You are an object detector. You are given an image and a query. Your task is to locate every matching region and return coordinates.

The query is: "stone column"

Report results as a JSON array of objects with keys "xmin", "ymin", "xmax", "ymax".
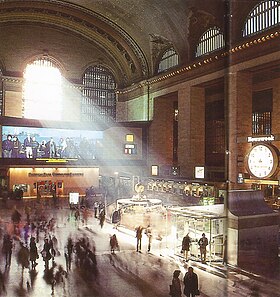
[
  {"xmin": 227, "ymin": 71, "xmax": 252, "ymax": 190},
  {"xmin": 272, "ymin": 78, "xmax": 280, "ymax": 135},
  {"xmin": 178, "ymin": 85, "xmax": 205, "ymax": 178}
]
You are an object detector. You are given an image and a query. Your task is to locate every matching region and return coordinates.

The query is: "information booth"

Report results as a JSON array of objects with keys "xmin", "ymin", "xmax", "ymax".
[{"xmin": 166, "ymin": 204, "xmax": 226, "ymax": 263}]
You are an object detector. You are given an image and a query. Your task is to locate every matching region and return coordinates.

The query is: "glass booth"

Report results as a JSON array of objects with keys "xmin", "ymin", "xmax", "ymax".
[{"xmin": 166, "ymin": 205, "xmax": 226, "ymax": 263}]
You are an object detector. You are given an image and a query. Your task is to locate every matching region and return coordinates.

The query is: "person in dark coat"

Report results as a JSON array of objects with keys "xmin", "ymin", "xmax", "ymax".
[
  {"xmin": 41, "ymin": 238, "xmax": 52, "ymax": 270},
  {"xmin": 109, "ymin": 234, "xmax": 119, "ymax": 254},
  {"xmin": 99, "ymin": 208, "xmax": 105, "ymax": 228},
  {"xmin": 183, "ymin": 267, "xmax": 198, "ymax": 297},
  {"xmin": 135, "ymin": 226, "xmax": 143, "ymax": 252},
  {"xmin": 198, "ymin": 233, "xmax": 208, "ymax": 263},
  {"xmin": 181, "ymin": 233, "xmax": 191, "ymax": 261},
  {"xmin": 17, "ymin": 242, "xmax": 30, "ymax": 274},
  {"xmin": 170, "ymin": 269, "xmax": 182, "ymax": 297},
  {"xmin": 29, "ymin": 236, "xmax": 39, "ymax": 269},
  {"xmin": 2, "ymin": 234, "xmax": 13, "ymax": 267}
]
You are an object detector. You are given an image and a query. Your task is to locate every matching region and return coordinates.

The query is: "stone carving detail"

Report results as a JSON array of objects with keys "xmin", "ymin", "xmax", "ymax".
[
  {"xmin": 187, "ymin": 7, "xmax": 216, "ymax": 38},
  {"xmin": 149, "ymin": 34, "xmax": 173, "ymax": 72}
]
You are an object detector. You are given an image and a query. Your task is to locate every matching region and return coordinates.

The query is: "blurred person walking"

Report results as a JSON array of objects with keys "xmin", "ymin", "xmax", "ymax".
[
  {"xmin": 41, "ymin": 238, "xmax": 52, "ymax": 270},
  {"xmin": 30, "ymin": 236, "xmax": 39, "ymax": 269},
  {"xmin": 17, "ymin": 242, "xmax": 30, "ymax": 275},
  {"xmin": 136, "ymin": 226, "xmax": 143, "ymax": 252},
  {"xmin": 109, "ymin": 234, "xmax": 119, "ymax": 254},
  {"xmin": 2, "ymin": 234, "xmax": 13, "ymax": 267}
]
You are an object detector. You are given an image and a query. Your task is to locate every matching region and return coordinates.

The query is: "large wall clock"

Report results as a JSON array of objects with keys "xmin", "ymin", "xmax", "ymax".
[{"xmin": 246, "ymin": 144, "xmax": 279, "ymax": 179}]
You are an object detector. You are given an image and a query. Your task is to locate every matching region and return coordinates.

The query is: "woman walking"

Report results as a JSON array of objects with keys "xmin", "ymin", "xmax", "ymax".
[
  {"xmin": 170, "ymin": 270, "xmax": 182, "ymax": 297},
  {"xmin": 30, "ymin": 236, "xmax": 39, "ymax": 269}
]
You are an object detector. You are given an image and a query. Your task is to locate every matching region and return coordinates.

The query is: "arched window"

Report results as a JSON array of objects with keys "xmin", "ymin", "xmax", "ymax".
[
  {"xmin": 23, "ymin": 58, "xmax": 63, "ymax": 121},
  {"xmin": 195, "ymin": 27, "xmax": 225, "ymax": 57},
  {"xmin": 243, "ymin": 0, "xmax": 280, "ymax": 37},
  {"xmin": 157, "ymin": 48, "xmax": 179, "ymax": 73},
  {"xmin": 82, "ymin": 65, "xmax": 116, "ymax": 123}
]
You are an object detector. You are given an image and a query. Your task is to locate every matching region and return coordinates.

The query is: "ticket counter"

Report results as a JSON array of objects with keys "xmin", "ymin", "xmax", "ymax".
[{"xmin": 8, "ymin": 167, "xmax": 99, "ymax": 197}]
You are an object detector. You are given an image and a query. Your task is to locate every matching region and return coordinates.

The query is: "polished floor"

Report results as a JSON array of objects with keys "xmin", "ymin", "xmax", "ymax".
[{"xmin": 0, "ymin": 198, "xmax": 278, "ymax": 297}]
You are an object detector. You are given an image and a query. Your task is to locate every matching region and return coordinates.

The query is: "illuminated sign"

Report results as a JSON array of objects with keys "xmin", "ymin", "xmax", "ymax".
[
  {"xmin": 69, "ymin": 192, "xmax": 79, "ymax": 204},
  {"xmin": 194, "ymin": 166, "xmax": 205, "ymax": 179},
  {"xmin": 28, "ymin": 172, "xmax": 84, "ymax": 177},
  {"xmin": 124, "ymin": 144, "xmax": 137, "ymax": 154},
  {"xmin": 126, "ymin": 134, "xmax": 134, "ymax": 142},
  {"xmin": 237, "ymin": 173, "xmax": 244, "ymax": 184},
  {"xmin": 2, "ymin": 125, "xmax": 103, "ymax": 160},
  {"xmin": 247, "ymin": 135, "xmax": 275, "ymax": 143},
  {"xmin": 151, "ymin": 165, "xmax": 159, "ymax": 176},
  {"xmin": 244, "ymin": 178, "xmax": 279, "ymax": 185}
]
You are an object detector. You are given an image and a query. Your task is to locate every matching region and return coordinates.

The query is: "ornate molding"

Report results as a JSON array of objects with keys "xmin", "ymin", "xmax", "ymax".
[
  {"xmin": 117, "ymin": 29, "xmax": 280, "ymax": 94},
  {"xmin": 0, "ymin": 0, "xmax": 149, "ymax": 77}
]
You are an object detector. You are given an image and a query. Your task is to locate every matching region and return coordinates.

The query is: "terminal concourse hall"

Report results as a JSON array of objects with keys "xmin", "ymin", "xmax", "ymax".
[{"xmin": 0, "ymin": 1, "xmax": 280, "ymax": 297}]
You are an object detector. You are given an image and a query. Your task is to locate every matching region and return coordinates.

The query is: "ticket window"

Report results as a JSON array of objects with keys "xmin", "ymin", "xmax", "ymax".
[{"xmin": 36, "ymin": 180, "xmax": 56, "ymax": 197}]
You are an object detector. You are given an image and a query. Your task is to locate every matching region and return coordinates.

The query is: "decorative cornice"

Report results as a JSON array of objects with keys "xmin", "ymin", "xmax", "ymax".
[
  {"xmin": 1, "ymin": 76, "xmax": 83, "ymax": 90},
  {"xmin": 0, "ymin": 0, "xmax": 149, "ymax": 77},
  {"xmin": 117, "ymin": 29, "xmax": 280, "ymax": 95}
]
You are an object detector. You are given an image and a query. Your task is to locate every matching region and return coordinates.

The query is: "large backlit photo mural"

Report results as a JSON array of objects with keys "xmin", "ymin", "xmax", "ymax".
[{"xmin": 2, "ymin": 126, "xmax": 104, "ymax": 160}]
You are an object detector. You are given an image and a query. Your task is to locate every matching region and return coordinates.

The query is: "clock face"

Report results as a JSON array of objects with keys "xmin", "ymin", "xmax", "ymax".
[{"xmin": 247, "ymin": 144, "xmax": 278, "ymax": 178}]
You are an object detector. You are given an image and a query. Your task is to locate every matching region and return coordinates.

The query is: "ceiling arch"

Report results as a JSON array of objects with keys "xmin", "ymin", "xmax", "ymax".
[
  {"xmin": 0, "ymin": 0, "xmax": 150, "ymax": 85},
  {"xmin": 0, "ymin": 0, "xmax": 228, "ymax": 86}
]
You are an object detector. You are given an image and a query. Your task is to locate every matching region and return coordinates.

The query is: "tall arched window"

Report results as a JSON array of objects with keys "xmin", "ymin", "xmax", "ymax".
[
  {"xmin": 82, "ymin": 65, "xmax": 116, "ymax": 123},
  {"xmin": 195, "ymin": 27, "xmax": 225, "ymax": 57},
  {"xmin": 243, "ymin": 0, "xmax": 280, "ymax": 37},
  {"xmin": 23, "ymin": 58, "xmax": 63, "ymax": 121},
  {"xmin": 157, "ymin": 48, "xmax": 179, "ymax": 73}
]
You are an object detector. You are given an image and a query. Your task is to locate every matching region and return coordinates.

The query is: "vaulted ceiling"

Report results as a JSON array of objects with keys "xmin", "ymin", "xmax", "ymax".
[{"xmin": 0, "ymin": 0, "xmax": 225, "ymax": 87}]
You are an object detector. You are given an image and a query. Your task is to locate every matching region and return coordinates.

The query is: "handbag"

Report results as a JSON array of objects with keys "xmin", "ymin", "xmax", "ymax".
[{"xmin": 195, "ymin": 289, "xmax": 200, "ymax": 296}]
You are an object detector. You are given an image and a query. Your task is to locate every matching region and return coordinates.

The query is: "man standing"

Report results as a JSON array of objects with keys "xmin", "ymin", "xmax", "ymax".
[
  {"xmin": 47, "ymin": 138, "xmax": 57, "ymax": 158},
  {"xmin": 23, "ymin": 134, "xmax": 33, "ymax": 158},
  {"xmin": 183, "ymin": 267, "xmax": 199, "ymax": 297},
  {"xmin": 198, "ymin": 233, "xmax": 208, "ymax": 263},
  {"xmin": 145, "ymin": 225, "xmax": 152, "ymax": 252},
  {"xmin": 135, "ymin": 226, "xmax": 143, "ymax": 252}
]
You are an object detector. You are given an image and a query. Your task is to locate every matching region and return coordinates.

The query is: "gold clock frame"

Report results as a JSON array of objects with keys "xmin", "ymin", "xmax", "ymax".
[{"xmin": 245, "ymin": 143, "xmax": 279, "ymax": 179}]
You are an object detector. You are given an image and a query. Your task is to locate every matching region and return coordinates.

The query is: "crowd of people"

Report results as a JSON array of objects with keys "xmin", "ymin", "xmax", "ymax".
[
  {"xmin": 0, "ymin": 194, "xmax": 214, "ymax": 296},
  {"xmin": 0, "ymin": 199, "xmax": 108, "ymax": 296}
]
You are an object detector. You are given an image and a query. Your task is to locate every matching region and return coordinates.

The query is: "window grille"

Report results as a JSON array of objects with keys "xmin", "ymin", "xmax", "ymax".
[
  {"xmin": 252, "ymin": 112, "xmax": 272, "ymax": 135},
  {"xmin": 22, "ymin": 58, "xmax": 63, "ymax": 121},
  {"xmin": 243, "ymin": 0, "xmax": 280, "ymax": 37},
  {"xmin": 252, "ymin": 89, "xmax": 272, "ymax": 135},
  {"xmin": 158, "ymin": 48, "xmax": 179, "ymax": 73},
  {"xmin": 196, "ymin": 27, "xmax": 225, "ymax": 57},
  {"xmin": 82, "ymin": 66, "xmax": 116, "ymax": 123}
]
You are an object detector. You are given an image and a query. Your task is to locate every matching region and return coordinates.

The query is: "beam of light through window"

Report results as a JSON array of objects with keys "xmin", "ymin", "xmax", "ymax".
[{"xmin": 23, "ymin": 59, "xmax": 62, "ymax": 121}]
